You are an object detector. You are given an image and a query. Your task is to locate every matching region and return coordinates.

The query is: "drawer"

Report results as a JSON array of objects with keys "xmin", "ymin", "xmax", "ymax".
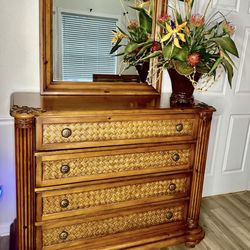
[
  {"xmin": 36, "ymin": 144, "xmax": 195, "ymax": 187},
  {"xmin": 36, "ymin": 114, "xmax": 198, "ymax": 150},
  {"xmin": 36, "ymin": 174, "xmax": 191, "ymax": 221},
  {"xmin": 36, "ymin": 202, "xmax": 188, "ymax": 250}
]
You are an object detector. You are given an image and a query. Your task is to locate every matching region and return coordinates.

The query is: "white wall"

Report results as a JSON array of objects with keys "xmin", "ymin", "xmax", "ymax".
[{"xmin": 0, "ymin": 0, "xmax": 40, "ymax": 236}]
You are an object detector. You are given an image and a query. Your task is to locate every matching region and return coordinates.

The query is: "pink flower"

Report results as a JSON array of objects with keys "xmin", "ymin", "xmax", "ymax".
[
  {"xmin": 158, "ymin": 14, "xmax": 170, "ymax": 24},
  {"xmin": 190, "ymin": 14, "xmax": 205, "ymax": 27},
  {"xmin": 187, "ymin": 52, "xmax": 201, "ymax": 66},
  {"xmin": 128, "ymin": 20, "xmax": 139, "ymax": 29},
  {"xmin": 223, "ymin": 21, "xmax": 235, "ymax": 35}
]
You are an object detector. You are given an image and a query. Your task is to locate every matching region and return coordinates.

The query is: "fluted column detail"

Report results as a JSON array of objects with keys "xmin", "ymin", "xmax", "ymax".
[
  {"xmin": 186, "ymin": 111, "xmax": 213, "ymax": 247},
  {"xmin": 11, "ymin": 106, "xmax": 43, "ymax": 250}
]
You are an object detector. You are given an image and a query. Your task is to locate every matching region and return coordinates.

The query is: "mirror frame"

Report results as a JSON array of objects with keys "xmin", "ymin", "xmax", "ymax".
[{"xmin": 40, "ymin": 0, "xmax": 167, "ymax": 95}]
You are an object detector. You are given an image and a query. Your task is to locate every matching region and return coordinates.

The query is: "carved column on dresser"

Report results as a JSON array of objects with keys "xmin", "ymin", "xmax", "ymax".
[
  {"xmin": 10, "ymin": 106, "xmax": 43, "ymax": 250},
  {"xmin": 186, "ymin": 110, "xmax": 213, "ymax": 247}
]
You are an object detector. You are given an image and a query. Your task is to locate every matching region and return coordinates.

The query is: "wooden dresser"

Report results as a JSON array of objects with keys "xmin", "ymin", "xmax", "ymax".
[{"xmin": 10, "ymin": 93, "xmax": 215, "ymax": 250}]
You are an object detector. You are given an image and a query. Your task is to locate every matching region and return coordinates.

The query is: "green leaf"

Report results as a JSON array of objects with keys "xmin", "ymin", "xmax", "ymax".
[
  {"xmin": 211, "ymin": 37, "xmax": 239, "ymax": 57},
  {"xmin": 222, "ymin": 49, "xmax": 236, "ymax": 68},
  {"xmin": 173, "ymin": 60, "xmax": 193, "ymax": 76},
  {"xmin": 140, "ymin": 51, "xmax": 161, "ymax": 61},
  {"xmin": 173, "ymin": 47, "xmax": 189, "ymax": 61},
  {"xmin": 139, "ymin": 9, "xmax": 152, "ymax": 34},
  {"xmin": 208, "ymin": 57, "xmax": 223, "ymax": 75},
  {"xmin": 223, "ymin": 59, "xmax": 234, "ymax": 88},
  {"xmin": 137, "ymin": 43, "xmax": 152, "ymax": 56},
  {"xmin": 117, "ymin": 26, "xmax": 129, "ymax": 37},
  {"xmin": 110, "ymin": 39, "xmax": 122, "ymax": 54},
  {"xmin": 163, "ymin": 45, "xmax": 189, "ymax": 61},
  {"xmin": 124, "ymin": 42, "xmax": 140, "ymax": 54},
  {"xmin": 163, "ymin": 45, "xmax": 174, "ymax": 60}
]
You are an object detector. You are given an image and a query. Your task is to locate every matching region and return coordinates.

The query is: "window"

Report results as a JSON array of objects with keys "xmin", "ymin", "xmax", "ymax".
[{"xmin": 60, "ymin": 12, "xmax": 117, "ymax": 82}]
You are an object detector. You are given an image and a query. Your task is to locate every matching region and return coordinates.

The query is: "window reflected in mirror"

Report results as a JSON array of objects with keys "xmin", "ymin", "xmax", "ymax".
[{"xmin": 52, "ymin": 0, "xmax": 152, "ymax": 83}]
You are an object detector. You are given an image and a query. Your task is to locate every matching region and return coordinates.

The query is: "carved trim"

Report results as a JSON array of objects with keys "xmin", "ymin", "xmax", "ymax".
[
  {"xmin": 187, "ymin": 218, "xmax": 197, "ymax": 229},
  {"xmin": 200, "ymin": 112, "xmax": 213, "ymax": 122},
  {"xmin": 11, "ymin": 105, "xmax": 44, "ymax": 116},
  {"xmin": 15, "ymin": 117, "xmax": 34, "ymax": 129},
  {"xmin": 11, "ymin": 105, "xmax": 44, "ymax": 128}
]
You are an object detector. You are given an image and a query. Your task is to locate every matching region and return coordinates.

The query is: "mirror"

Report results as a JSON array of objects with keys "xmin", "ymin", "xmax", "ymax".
[{"xmin": 40, "ymin": 0, "xmax": 166, "ymax": 95}]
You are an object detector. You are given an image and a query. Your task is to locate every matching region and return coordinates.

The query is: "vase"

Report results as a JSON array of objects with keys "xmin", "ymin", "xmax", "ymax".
[
  {"xmin": 135, "ymin": 61, "xmax": 150, "ymax": 83},
  {"xmin": 168, "ymin": 68, "xmax": 200, "ymax": 106}
]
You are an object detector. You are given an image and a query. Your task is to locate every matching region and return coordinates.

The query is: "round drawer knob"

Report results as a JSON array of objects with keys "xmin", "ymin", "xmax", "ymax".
[
  {"xmin": 172, "ymin": 153, "xmax": 180, "ymax": 162},
  {"xmin": 60, "ymin": 199, "xmax": 69, "ymax": 208},
  {"xmin": 59, "ymin": 231, "xmax": 68, "ymax": 240},
  {"xmin": 169, "ymin": 183, "xmax": 177, "ymax": 191},
  {"xmin": 60, "ymin": 165, "xmax": 70, "ymax": 174},
  {"xmin": 166, "ymin": 211, "xmax": 173, "ymax": 220},
  {"xmin": 61, "ymin": 128, "xmax": 72, "ymax": 138},
  {"xmin": 176, "ymin": 123, "xmax": 183, "ymax": 132}
]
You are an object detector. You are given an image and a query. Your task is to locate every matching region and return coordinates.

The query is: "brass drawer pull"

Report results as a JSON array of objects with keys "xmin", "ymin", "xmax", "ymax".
[
  {"xmin": 166, "ymin": 211, "xmax": 173, "ymax": 220},
  {"xmin": 60, "ymin": 165, "xmax": 70, "ymax": 174},
  {"xmin": 176, "ymin": 123, "xmax": 183, "ymax": 132},
  {"xmin": 59, "ymin": 231, "xmax": 68, "ymax": 240},
  {"xmin": 172, "ymin": 153, "xmax": 180, "ymax": 162},
  {"xmin": 61, "ymin": 128, "xmax": 72, "ymax": 138},
  {"xmin": 169, "ymin": 183, "xmax": 177, "ymax": 191},
  {"xmin": 60, "ymin": 199, "xmax": 69, "ymax": 208}
]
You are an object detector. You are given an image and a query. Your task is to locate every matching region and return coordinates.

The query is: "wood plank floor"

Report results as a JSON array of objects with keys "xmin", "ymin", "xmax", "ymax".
[
  {"xmin": 0, "ymin": 191, "xmax": 249, "ymax": 250},
  {"xmin": 162, "ymin": 191, "xmax": 250, "ymax": 250}
]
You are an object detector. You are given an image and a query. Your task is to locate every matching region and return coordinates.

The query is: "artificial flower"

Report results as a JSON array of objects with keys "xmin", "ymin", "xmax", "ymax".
[
  {"xmin": 161, "ymin": 21, "xmax": 187, "ymax": 48},
  {"xmin": 223, "ymin": 21, "xmax": 235, "ymax": 35},
  {"xmin": 111, "ymin": 31, "xmax": 127, "ymax": 44},
  {"xmin": 190, "ymin": 14, "xmax": 205, "ymax": 27}
]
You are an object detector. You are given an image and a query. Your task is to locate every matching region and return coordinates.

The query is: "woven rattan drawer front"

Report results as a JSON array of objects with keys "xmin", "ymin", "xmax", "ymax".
[
  {"xmin": 36, "ymin": 174, "xmax": 190, "ymax": 221},
  {"xmin": 36, "ymin": 144, "xmax": 195, "ymax": 187},
  {"xmin": 37, "ymin": 202, "xmax": 187, "ymax": 250},
  {"xmin": 36, "ymin": 114, "xmax": 198, "ymax": 150}
]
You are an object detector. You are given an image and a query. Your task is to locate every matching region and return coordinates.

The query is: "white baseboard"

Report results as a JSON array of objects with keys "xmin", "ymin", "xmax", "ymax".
[
  {"xmin": 0, "ymin": 224, "xmax": 10, "ymax": 236},
  {"xmin": 0, "ymin": 118, "xmax": 15, "ymax": 237}
]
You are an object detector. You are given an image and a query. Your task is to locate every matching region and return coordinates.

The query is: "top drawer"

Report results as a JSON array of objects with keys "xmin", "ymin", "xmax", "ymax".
[{"xmin": 36, "ymin": 114, "xmax": 198, "ymax": 151}]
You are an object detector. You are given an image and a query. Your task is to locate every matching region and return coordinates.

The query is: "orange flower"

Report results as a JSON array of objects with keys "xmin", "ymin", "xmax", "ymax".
[
  {"xmin": 158, "ymin": 14, "xmax": 170, "ymax": 24},
  {"xmin": 128, "ymin": 20, "xmax": 139, "ymax": 29},
  {"xmin": 190, "ymin": 14, "xmax": 205, "ymax": 27},
  {"xmin": 223, "ymin": 21, "xmax": 235, "ymax": 35}
]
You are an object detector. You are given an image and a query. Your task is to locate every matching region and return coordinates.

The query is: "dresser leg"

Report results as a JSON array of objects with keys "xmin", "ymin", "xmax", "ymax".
[{"xmin": 185, "ymin": 225, "xmax": 205, "ymax": 248}]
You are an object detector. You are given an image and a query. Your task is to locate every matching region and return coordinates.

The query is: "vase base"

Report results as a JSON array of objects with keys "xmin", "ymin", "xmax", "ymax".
[{"xmin": 170, "ymin": 93, "xmax": 194, "ymax": 106}]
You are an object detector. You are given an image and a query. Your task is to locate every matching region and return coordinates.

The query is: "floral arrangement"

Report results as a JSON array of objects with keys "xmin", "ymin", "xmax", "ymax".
[
  {"xmin": 110, "ymin": 0, "xmax": 153, "ymax": 73},
  {"xmin": 148, "ymin": 0, "xmax": 239, "ymax": 89}
]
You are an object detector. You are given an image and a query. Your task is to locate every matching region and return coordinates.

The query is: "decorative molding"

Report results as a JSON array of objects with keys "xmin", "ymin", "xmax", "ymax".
[
  {"xmin": 222, "ymin": 115, "xmax": 250, "ymax": 173},
  {"xmin": 235, "ymin": 27, "xmax": 250, "ymax": 95},
  {"xmin": 205, "ymin": 115, "xmax": 222, "ymax": 176},
  {"xmin": 213, "ymin": 0, "xmax": 240, "ymax": 12},
  {"xmin": 10, "ymin": 105, "xmax": 44, "ymax": 117},
  {"xmin": 15, "ymin": 117, "xmax": 34, "ymax": 129},
  {"xmin": 0, "ymin": 224, "xmax": 10, "ymax": 236},
  {"xmin": 0, "ymin": 117, "xmax": 14, "ymax": 126}
]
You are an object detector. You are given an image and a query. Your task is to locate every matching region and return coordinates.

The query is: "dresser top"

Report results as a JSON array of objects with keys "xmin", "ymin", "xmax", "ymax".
[{"xmin": 10, "ymin": 92, "xmax": 215, "ymax": 117}]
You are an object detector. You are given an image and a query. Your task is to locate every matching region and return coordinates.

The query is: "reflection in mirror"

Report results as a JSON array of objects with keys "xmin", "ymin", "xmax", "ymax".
[{"xmin": 53, "ymin": 0, "xmax": 150, "ymax": 83}]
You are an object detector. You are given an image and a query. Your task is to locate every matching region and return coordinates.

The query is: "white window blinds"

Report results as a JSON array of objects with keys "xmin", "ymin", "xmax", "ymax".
[{"xmin": 61, "ymin": 12, "xmax": 117, "ymax": 82}]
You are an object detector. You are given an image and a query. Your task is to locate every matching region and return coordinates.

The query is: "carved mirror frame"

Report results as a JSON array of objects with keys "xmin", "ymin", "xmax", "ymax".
[{"xmin": 40, "ymin": 0, "xmax": 167, "ymax": 95}]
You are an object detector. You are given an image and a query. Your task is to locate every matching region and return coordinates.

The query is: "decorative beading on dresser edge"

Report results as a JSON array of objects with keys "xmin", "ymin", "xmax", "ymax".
[
  {"xmin": 42, "ymin": 149, "xmax": 192, "ymax": 181},
  {"xmin": 42, "ymin": 205, "xmax": 185, "ymax": 246},
  {"xmin": 42, "ymin": 119, "xmax": 194, "ymax": 144},
  {"xmin": 42, "ymin": 177, "xmax": 189, "ymax": 215}
]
